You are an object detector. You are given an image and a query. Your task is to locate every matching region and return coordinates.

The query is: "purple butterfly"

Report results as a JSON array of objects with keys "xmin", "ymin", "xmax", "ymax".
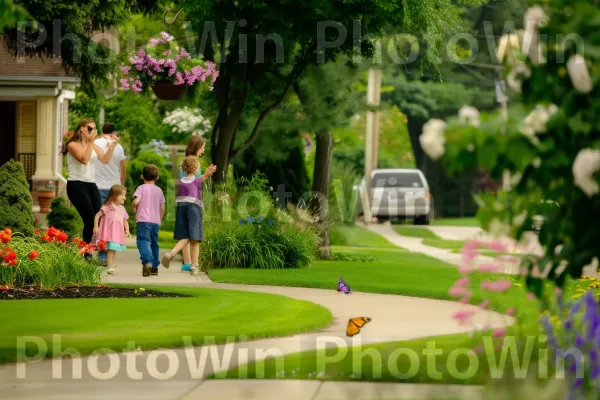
[{"xmin": 337, "ymin": 276, "xmax": 351, "ymax": 294}]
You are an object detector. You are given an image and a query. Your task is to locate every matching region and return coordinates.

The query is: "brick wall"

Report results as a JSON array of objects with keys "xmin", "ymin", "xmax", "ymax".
[{"xmin": 0, "ymin": 42, "xmax": 68, "ymax": 77}]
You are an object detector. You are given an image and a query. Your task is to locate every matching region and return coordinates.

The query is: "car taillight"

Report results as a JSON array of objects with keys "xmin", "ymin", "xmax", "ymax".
[{"xmin": 425, "ymin": 191, "xmax": 430, "ymax": 199}]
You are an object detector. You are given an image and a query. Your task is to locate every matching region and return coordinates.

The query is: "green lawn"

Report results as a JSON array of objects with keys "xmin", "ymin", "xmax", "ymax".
[
  {"xmin": 422, "ymin": 238, "xmax": 467, "ymax": 250},
  {"xmin": 330, "ymin": 224, "xmax": 398, "ymax": 249},
  {"xmin": 0, "ymin": 285, "xmax": 332, "ymax": 364},
  {"xmin": 210, "ymin": 328, "xmax": 542, "ymax": 384},
  {"xmin": 392, "ymin": 226, "xmax": 441, "ymax": 239},
  {"xmin": 209, "ymin": 246, "xmax": 520, "ymax": 303},
  {"xmin": 430, "ymin": 217, "xmax": 480, "ymax": 227}
]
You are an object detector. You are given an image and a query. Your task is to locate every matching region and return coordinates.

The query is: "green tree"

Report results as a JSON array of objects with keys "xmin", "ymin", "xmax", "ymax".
[
  {"xmin": 0, "ymin": 0, "xmax": 29, "ymax": 32},
  {"xmin": 1, "ymin": 0, "xmax": 160, "ymax": 92},
  {"xmin": 177, "ymin": 0, "xmax": 477, "ymax": 185},
  {"xmin": 0, "ymin": 160, "xmax": 34, "ymax": 236}
]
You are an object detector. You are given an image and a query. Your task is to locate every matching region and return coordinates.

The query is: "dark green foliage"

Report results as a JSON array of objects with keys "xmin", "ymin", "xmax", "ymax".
[
  {"xmin": 1, "ymin": 0, "xmax": 160, "ymax": 92},
  {"xmin": 233, "ymin": 129, "xmax": 310, "ymax": 204},
  {"xmin": 47, "ymin": 197, "xmax": 83, "ymax": 237},
  {"xmin": 0, "ymin": 160, "xmax": 34, "ymax": 236}
]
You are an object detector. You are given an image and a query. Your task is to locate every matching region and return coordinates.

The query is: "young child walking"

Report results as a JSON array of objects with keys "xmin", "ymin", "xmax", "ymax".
[
  {"xmin": 131, "ymin": 164, "xmax": 166, "ymax": 277},
  {"xmin": 161, "ymin": 156, "xmax": 215, "ymax": 276},
  {"xmin": 93, "ymin": 185, "xmax": 130, "ymax": 275}
]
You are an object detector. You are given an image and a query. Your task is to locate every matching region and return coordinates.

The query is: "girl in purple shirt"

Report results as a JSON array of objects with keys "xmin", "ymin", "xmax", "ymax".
[{"xmin": 161, "ymin": 156, "xmax": 216, "ymax": 275}]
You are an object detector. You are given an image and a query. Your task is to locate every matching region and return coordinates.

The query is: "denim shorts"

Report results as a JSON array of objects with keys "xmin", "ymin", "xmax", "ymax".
[{"xmin": 174, "ymin": 203, "xmax": 203, "ymax": 241}]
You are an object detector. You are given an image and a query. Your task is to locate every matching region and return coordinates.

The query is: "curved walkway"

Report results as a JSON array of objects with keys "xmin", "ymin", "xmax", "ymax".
[{"xmin": 0, "ymin": 250, "xmax": 514, "ymax": 400}]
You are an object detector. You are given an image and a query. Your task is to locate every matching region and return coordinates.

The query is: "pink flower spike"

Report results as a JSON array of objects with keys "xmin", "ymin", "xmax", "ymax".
[
  {"xmin": 479, "ymin": 299, "xmax": 490, "ymax": 309},
  {"xmin": 488, "ymin": 240, "xmax": 507, "ymax": 253},
  {"xmin": 452, "ymin": 310, "xmax": 476, "ymax": 325},
  {"xmin": 459, "ymin": 295, "xmax": 471, "ymax": 304},
  {"xmin": 554, "ymin": 287, "xmax": 562, "ymax": 295},
  {"xmin": 492, "ymin": 329, "xmax": 506, "ymax": 338},
  {"xmin": 527, "ymin": 292, "xmax": 536, "ymax": 301},
  {"xmin": 458, "ymin": 265, "xmax": 473, "ymax": 274},
  {"xmin": 456, "ymin": 277, "xmax": 470, "ymax": 287},
  {"xmin": 478, "ymin": 263, "xmax": 500, "ymax": 273},
  {"xmin": 463, "ymin": 240, "xmax": 482, "ymax": 251},
  {"xmin": 449, "ymin": 287, "xmax": 469, "ymax": 297},
  {"xmin": 506, "ymin": 307, "xmax": 515, "ymax": 315}
]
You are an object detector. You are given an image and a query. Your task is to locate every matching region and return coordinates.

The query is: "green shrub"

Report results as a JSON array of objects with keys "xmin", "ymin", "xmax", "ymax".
[
  {"xmin": 199, "ymin": 211, "xmax": 319, "ymax": 269},
  {"xmin": 47, "ymin": 197, "xmax": 83, "ymax": 237},
  {"xmin": 0, "ymin": 160, "xmax": 34, "ymax": 237},
  {"xmin": 0, "ymin": 229, "xmax": 103, "ymax": 290},
  {"xmin": 198, "ymin": 173, "xmax": 319, "ymax": 269}
]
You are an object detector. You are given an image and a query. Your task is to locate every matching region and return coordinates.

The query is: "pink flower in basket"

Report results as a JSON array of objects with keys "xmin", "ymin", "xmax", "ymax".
[{"xmin": 119, "ymin": 32, "xmax": 219, "ymax": 94}]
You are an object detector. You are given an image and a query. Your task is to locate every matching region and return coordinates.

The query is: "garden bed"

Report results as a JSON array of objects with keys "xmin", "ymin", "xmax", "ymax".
[{"xmin": 0, "ymin": 285, "xmax": 190, "ymax": 300}]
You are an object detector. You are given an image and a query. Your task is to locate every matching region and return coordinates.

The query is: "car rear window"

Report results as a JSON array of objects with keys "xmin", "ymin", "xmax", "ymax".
[{"xmin": 372, "ymin": 172, "xmax": 424, "ymax": 188}]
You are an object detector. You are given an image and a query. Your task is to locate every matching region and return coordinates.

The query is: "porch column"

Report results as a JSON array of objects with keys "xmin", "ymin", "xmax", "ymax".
[{"xmin": 32, "ymin": 97, "xmax": 56, "ymax": 181}]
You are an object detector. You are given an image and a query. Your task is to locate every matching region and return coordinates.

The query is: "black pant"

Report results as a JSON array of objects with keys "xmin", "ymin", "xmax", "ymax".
[{"xmin": 67, "ymin": 180, "xmax": 102, "ymax": 244}]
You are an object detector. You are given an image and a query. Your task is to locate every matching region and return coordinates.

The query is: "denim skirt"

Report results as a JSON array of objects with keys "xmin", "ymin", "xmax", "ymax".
[{"xmin": 174, "ymin": 203, "xmax": 204, "ymax": 241}]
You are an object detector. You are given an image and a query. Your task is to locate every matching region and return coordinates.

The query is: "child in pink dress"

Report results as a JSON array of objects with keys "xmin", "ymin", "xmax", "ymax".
[{"xmin": 93, "ymin": 185, "xmax": 130, "ymax": 275}]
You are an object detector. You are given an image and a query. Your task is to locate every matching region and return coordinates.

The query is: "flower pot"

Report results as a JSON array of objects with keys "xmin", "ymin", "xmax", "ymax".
[
  {"xmin": 37, "ymin": 190, "xmax": 55, "ymax": 213},
  {"xmin": 152, "ymin": 81, "xmax": 189, "ymax": 100}
]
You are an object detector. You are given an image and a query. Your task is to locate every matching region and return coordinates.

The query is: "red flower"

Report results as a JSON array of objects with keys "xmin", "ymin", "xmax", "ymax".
[
  {"xmin": 55, "ymin": 231, "xmax": 68, "ymax": 243},
  {"xmin": 40, "ymin": 235, "xmax": 52, "ymax": 242},
  {"xmin": 0, "ymin": 285, "xmax": 9, "ymax": 291},
  {"xmin": 4, "ymin": 228, "xmax": 12, "ymax": 236},
  {"xmin": 3, "ymin": 251, "xmax": 17, "ymax": 264},
  {"xmin": 35, "ymin": 229, "xmax": 41, "ymax": 235},
  {"xmin": 0, "ymin": 233, "xmax": 9, "ymax": 243},
  {"xmin": 97, "ymin": 240, "xmax": 107, "ymax": 251},
  {"xmin": 28, "ymin": 250, "xmax": 39, "ymax": 260},
  {"xmin": 3, "ymin": 246, "xmax": 10, "ymax": 252},
  {"xmin": 46, "ymin": 227, "xmax": 57, "ymax": 238},
  {"xmin": 7, "ymin": 259, "xmax": 17, "ymax": 266}
]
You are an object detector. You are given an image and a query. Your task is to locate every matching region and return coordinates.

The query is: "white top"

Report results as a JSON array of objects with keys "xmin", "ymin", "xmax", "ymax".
[
  {"xmin": 94, "ymin": 137, "xmax": 126, "ymax": 190},
  {"xmin": 67, "ymin": 147, "xmax": 98, "ymax": 183}
]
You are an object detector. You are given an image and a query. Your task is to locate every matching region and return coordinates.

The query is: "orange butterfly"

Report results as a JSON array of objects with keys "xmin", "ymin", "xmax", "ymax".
[{"xmin": 346, "ymin": 317, "xmax": 371, "ymax": 337}]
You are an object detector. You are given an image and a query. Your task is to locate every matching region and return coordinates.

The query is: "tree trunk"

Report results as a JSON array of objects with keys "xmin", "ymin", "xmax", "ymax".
[
  {"xmin": 407, "ymin": 117, "xmax": 427, "ymax": 169},
  {"xmin": 211, "ymin": 103, "xmax": 245, "ymax": 185},
  {"xmin": 310, "ymin": 129, "xmax": 333, "ymax": 260}
]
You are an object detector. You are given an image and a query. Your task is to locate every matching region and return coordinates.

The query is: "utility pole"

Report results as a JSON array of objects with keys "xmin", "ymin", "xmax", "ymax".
[{"xmin": 363, "ymin": 67, "xmax": 381, "ymax": 224}]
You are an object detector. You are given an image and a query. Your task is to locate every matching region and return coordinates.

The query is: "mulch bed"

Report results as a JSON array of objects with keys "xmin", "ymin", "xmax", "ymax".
[{"xmin": 0, "ymin": 285, "xmax": 192, "ymax": 300}]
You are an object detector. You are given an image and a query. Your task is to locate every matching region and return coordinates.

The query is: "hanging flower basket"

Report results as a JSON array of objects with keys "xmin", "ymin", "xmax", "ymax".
[
  {"xmin": 119, "ymin": 32, "xmax": 218, "ymax": 100},
  {"xmin": 152, "ymin": 81, "xmax": 189, "ymax": 100}
]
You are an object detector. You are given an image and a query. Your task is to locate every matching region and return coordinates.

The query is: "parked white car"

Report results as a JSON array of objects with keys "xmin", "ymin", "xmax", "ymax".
[{"xmin": 356, "ymin": 168, "xmax": 433, "ymax": 224}]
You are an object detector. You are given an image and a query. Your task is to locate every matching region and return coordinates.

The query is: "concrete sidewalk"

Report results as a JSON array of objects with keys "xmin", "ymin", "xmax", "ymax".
[{"xmin": 362, "ymin": 222, "xmax": 520, "ymax": 275}]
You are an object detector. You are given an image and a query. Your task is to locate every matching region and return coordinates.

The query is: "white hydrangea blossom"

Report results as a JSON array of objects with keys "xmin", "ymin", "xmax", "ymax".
[
  {"xmin": 567, "ymin": 54, "xmax": 594, "ymax": 94},
  {"xmin": 506, "ymin": 63, "xmax": 531, "ymax": 93},
  {"xmin": 162, "ymin": 107, "xmax": 212, "ymax": 137},
  {"xmin": 519, "ymin": 104, "xmax": 558, "ymax": 145},
  {"xmin": 458, "ymin": 105, "xmax": 480, "ymax": 127},
  {"xmin": 419, "ymin": 119, "xmax": 447, "ymax": 160},
  {"xmin": 572, "ymin": 148, "xmax": 600, "ymax": 197}
]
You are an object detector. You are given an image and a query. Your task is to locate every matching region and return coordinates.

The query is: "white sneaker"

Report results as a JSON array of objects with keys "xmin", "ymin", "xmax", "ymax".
[
  {"xmin": 107, "ymin": 267, "xmax": 116, "ymax": 275},
  {"xmin": 190, "ymin": 266, "xmax": 200, "ymax": 276}
]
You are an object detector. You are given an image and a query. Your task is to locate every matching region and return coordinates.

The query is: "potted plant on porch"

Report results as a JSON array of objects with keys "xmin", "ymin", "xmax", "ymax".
[
  {"xmin": 119, "ymin": 31, "xmax": 219, "ymax": 100},
  {"xmin": 36, "ymin": 182, "xmax": 56, "ymax": 213}
]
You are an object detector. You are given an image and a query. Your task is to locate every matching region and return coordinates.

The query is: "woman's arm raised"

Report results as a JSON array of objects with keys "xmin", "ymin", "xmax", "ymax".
[{"xmin": 94, "ymin": 137, "xmax": 120, "ymax": 164}]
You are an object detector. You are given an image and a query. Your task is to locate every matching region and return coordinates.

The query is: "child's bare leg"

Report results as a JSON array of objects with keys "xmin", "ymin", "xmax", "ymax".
[
  {"xmin": 107, "ymin": 250, "xmax": 116, "ymax": 274},
  {"xmin": 182, "ymin": 243, "xmax": 192, "ymax": 265},
  {"xmin": 190, "ymin": 240, "xmax": 201, "ymax": 275},
  {"xmin": 190, "ymin": 240, "xmax": 200, "ymax": 266},
  {"xmin": 162, "ymin": 239, "xmax": 190, "ymax": 269}
]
